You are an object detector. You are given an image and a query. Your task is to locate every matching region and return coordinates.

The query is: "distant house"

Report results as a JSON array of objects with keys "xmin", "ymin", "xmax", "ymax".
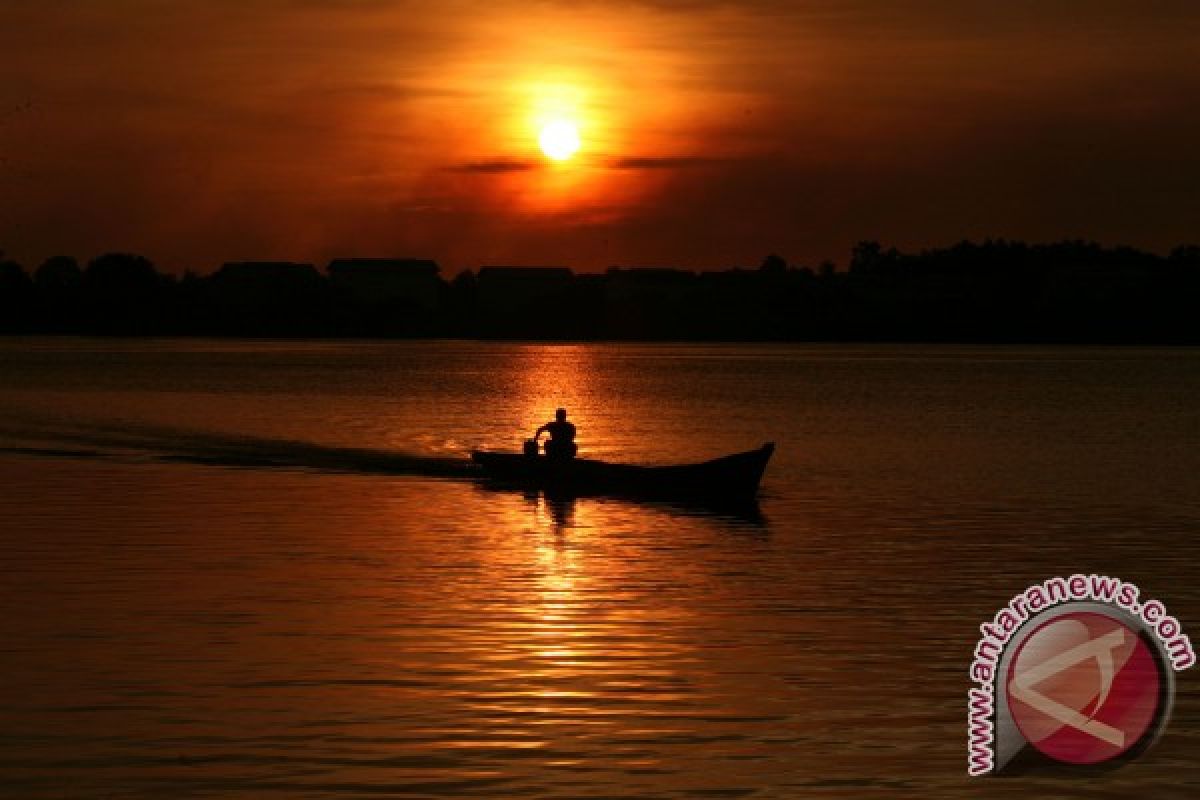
[
  {"xmin": 326, "ymin": 258, "xmax": 441, "ymax": 310},
  {"xmin": 214, "ymin": 261, "xmax": 319, "ymax": 286},
  {"xmin": 605, "ymin": 267, "xmax": 696, "ymax": 304},
  {"xmin": 207, "ymin": 261, "xmax": 324, "ymax": 334},
  {"xmin": 475, "ymin": 266, "xmax": 574, "ymax": 313},
  {"xmin": 213, "ymin": 261, "xmax": 321, "ymax": 296},
  {"xmin": 604, "ymin": 267, "xmax": 698, "ymax": 338}
]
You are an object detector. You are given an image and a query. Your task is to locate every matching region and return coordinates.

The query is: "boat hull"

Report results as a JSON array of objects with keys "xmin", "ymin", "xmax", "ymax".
[{"xmin": 470, "ymin": 443, "xmax": 774, "ymax": 502}]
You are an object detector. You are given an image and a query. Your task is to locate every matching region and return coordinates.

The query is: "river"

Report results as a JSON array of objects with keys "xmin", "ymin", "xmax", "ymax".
[{"xmin": 1, "ymin": 339, "xmax": 1198, "ymax": 797}]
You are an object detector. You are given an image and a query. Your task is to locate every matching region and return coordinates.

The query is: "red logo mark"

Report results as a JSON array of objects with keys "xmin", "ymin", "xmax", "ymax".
[{"xmin": 1007, "ymin": 611, "xmax": 1162, "ymax": 764}]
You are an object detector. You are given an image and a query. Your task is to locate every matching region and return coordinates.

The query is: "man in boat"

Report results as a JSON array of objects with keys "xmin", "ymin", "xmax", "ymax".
[{"xmin": 534, "ymin": 408, "xmax": 577, "ymax": 460}]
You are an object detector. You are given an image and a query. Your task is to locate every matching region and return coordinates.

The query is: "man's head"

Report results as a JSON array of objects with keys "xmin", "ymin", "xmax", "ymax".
[{"xmin": 555, "ymin": 408, "xmax": 567, "ymax": 422}]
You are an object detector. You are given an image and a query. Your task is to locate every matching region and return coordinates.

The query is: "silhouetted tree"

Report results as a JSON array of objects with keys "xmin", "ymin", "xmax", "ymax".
[
  {"xmin": 1170, "ymin": 245, "xmax": 1200, "ymax": 265},
  {"xmin": 33, "ymin": 255, "xmax": 83, "ymax": 332},
  {"xmin": 82, "ymin": 252, "xmax": 170, "ymax": 334},
  {"xmin": 2, "ymin": 239, "xmax": 1199, "ymax": 343},
  {"xmin": 445, "ymin": 269, "xmax": 478, "ymax": 335},
  {"xmin": 0, "ymin": 257, "xmax": 30, "ymax": 289},
  {"xmin": 0, "ymin": 256, "xmax": 34, "ymax": 332},
  {"xmin": 84, "ymin": 252, "xmax": 159, "ymax": 292},
  {"xmin": 760, "ymin": 254, "xmax": 787, "ymax": 274},
  {"xmin": 35, "ymin": 255, "xmax": 81, "ymax": 291},
  {"xmin": 849, "ymin": 240, "xmax": 882, "ymax": 274},
  {"xmin": 201, "ymin": 261, "xmax": 326, "ymax": 336}
]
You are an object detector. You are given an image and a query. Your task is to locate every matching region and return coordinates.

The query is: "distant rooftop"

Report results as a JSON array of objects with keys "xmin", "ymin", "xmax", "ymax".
[
  {"xmin": 327, "ymin": 258, "xmax": 439, "ymax": 275},
  {"xmin": 216, "ymin": 261, "xmax": 319, "ymax": 280},
  {"xmin": 606, "ymin": 267, "xmax": 696, "ymax": 282},
  {"xmin": 477, "ymin": 266, "xmax": 573, "ymax": 280}
]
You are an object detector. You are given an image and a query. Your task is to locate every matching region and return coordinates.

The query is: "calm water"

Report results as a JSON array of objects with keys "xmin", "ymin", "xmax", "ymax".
[{"xmin": 1, "ymin": 339, "xmax": 1199, "ymax": 798}]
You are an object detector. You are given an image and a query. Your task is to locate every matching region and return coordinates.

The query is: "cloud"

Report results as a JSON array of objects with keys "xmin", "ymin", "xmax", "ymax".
[
  {"xmin": 444, "ymin": 160, "xmax": 539, "ymax": 174},
  {"xmin": 610, "ymin": 156, "xmax": 726, "ymax": 170}
]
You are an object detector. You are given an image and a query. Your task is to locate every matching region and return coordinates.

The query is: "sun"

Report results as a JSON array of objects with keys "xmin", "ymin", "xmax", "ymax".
[{"xmin": 538, "ymin": 119, "xmax": 580, "ymax": 161}]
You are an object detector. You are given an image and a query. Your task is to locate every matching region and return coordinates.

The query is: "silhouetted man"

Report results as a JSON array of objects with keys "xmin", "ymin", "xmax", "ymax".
[{"xmin": 535, "ymin": 408, "xmax": 577, "ymax": 460}]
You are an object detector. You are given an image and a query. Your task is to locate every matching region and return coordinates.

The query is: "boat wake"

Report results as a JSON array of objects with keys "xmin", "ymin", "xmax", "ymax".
[
  {"xmin": 0, "ymin": 416, "xmax": 766, "ymax": 524},
  {"xmin": 0, "ymin": 418, "xmax": 478, "ymax": 480}
]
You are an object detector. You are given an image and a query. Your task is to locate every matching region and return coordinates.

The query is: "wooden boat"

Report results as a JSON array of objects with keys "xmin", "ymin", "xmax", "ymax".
[{"xmin": 471, "ymin": 442, "xmax": 774, "ymax": 502}]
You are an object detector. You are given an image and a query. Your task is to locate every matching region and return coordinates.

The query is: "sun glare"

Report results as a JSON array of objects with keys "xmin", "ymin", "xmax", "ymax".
[{"xmin": 538, "ymin": 120, "xmax": 580, "ymax": 161}]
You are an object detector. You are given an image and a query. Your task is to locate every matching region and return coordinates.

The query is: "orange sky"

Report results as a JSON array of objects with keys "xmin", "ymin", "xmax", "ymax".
[{"xmin": 1, "ymin": 1, "xmax": 1198, "ymax": 273}]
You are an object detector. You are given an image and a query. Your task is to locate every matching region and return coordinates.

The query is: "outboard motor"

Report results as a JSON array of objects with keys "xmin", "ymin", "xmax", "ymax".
[{"xmin": 523, "ymin": 438, "xmax": 539, "ymax": 458}]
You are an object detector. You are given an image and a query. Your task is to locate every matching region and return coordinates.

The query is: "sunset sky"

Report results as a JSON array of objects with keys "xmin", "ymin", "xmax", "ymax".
[{"xmin": 1, "ymin": 1, "xmax": 1198, "ymax": 273}]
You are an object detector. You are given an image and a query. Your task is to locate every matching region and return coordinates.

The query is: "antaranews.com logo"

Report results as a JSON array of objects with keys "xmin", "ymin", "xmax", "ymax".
[{"xmin": 968, "ymin": 574, "xmax": 1195, "ymax": 775}]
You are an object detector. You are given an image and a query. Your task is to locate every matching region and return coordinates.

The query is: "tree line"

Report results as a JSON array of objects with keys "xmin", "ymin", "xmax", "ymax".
[{"xmin": 1, "ymin": 240, "xmax": 1198, "ymax": 342}]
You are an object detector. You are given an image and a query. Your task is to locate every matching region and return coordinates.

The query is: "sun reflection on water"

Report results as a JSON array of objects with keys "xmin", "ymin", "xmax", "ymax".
[
  {"xmin": 510, "ymin": 345, "xmax": 599, "ymax": 457},
  {"xmin": 461, "ymin": 486, "xmax": 699, "ymax": 763}
]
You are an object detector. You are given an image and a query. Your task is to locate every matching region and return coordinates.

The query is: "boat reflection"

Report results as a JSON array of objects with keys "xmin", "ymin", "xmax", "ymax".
[
  {"xmin": 481, "ymin": 482, "xmax": 767, "ymax": 527},
  {"xmin": 521, "ymin": 489, "xmax": 577, "ymax": 531},
  {"xmin": 474, "ymin": 484, "xmax": 704, "ymax": 743}
]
